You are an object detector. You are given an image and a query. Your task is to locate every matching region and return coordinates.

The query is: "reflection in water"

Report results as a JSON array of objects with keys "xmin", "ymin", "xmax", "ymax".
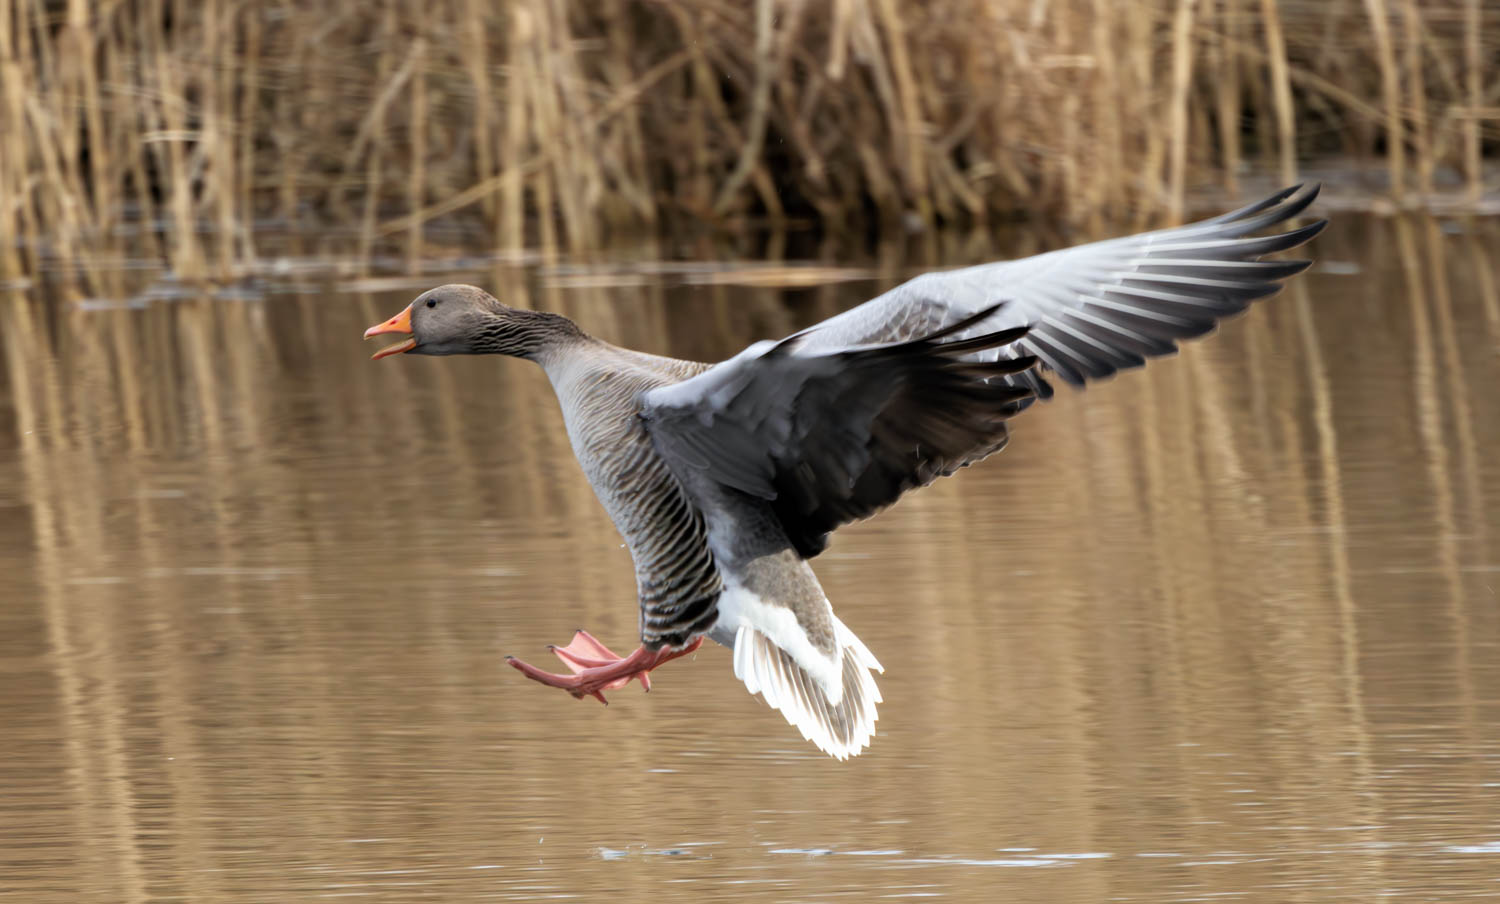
[{"xmin": 2, "ymin": 216, "xmax": 1499, "ymax": 902}]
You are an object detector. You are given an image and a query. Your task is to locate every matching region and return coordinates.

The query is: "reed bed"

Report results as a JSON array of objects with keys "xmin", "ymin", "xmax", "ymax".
[{"xmin": 0, "ymin": 0, "xmax": 1496, "ymax": 293}]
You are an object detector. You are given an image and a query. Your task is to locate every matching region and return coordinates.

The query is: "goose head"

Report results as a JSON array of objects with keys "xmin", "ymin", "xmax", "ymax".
[{"xmin": 364, "ymin": 284, "xmax": 580, "ymax": 360}]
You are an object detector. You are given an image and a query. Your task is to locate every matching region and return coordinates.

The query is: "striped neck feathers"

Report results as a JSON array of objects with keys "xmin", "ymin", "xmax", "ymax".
[{"xmin": 469, "ymin": 308, "xmax": 586, "ymax": 361}]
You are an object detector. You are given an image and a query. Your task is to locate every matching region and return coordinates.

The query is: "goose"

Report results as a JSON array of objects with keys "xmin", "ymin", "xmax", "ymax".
[{"xmin": 364, "ymin": 184, "xmax": 1325, "ymax": 759}]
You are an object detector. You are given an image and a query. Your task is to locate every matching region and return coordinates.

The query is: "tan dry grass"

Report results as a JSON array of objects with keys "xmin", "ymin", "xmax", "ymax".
[{"xmin": 0, "ymin": 0, "xmax": 1495, "ymax": 294}]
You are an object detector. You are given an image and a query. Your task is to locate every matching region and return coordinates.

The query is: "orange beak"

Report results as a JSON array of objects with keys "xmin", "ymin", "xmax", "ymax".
[{"xmin": 364, "ymin": 304, "xmax": 416, "ymax": 360}]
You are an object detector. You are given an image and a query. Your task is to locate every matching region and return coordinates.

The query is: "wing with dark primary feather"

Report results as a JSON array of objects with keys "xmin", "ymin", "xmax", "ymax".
[
  {"xmin": 639, "ymin": 185, "xmax": 1324, "ymax": 561},
  {"xmin": 640, "ymin": 306, "xmax": 1039, "ymax": 558},
  {"xmin": 797, "ymin": 183, "xmax": 1327, "ymax": 402}
]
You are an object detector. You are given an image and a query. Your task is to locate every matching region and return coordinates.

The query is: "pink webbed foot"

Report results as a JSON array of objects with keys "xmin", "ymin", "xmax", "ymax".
[
  {"xmin": 506, "ymin": 630, "xmax": 704, "ymax": 705},
  {"xmin": 550, "ymin": 630, "xmax": 652, "ymax": 694}
]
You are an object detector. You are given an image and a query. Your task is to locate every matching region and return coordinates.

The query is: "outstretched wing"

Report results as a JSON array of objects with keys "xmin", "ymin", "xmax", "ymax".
[
  {"xmin": 640, "ymin": 306, "xmax": 1039, "ymax": 558},
  {"xmin": 798, "ymin": 183, "xmax": 1327, "ymax": 400}
]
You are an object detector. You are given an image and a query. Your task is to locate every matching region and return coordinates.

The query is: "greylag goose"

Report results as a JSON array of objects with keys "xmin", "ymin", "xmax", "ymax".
[{"xmin": 364, "ymin": 184, "xmax": 1325, "ymax": 759}]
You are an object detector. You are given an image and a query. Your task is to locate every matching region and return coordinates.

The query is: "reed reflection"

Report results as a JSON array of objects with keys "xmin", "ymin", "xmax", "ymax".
[{"xmin": 1, "ymin": 216, "xmax": 1498, "ymax": 902}]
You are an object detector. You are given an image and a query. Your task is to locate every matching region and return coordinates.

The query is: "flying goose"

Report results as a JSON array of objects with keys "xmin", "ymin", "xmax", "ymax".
[{"xmin": 364, "ymin": 184, "xmax": 1325, "ymax": 759}]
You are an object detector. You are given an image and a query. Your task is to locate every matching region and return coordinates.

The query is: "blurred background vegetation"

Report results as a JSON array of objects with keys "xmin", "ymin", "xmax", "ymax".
[{"xmin": 0, "ymin": 0, "xmax": 1495, "ymax": 296}]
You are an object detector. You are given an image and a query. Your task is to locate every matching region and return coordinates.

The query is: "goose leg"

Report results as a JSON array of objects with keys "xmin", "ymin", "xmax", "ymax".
[{"xmin": 506, "ymin": 632, "xmax": 704, "ymax": 704}]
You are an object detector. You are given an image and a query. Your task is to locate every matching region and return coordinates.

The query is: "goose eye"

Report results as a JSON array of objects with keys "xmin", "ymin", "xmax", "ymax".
[{"xmin": 426, "ymin": 298, "xmax": 437, "ymax": 309}]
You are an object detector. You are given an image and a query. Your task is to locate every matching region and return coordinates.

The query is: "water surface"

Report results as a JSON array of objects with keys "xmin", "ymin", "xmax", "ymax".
[{"xmin": 3, "ymin": 215, "xmax": 1499, "ymax": 901}]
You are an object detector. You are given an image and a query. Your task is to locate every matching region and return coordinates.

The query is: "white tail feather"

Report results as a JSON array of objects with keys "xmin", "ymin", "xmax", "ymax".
[{"xmin": 732, "ymin": 619, "xmax": 884, "ymax": 760}]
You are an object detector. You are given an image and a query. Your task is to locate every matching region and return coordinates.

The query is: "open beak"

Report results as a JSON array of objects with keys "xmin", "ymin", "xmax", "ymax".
[{"xmin": 364, "ymin": 304, "xmax": 416, "ymax": 360}]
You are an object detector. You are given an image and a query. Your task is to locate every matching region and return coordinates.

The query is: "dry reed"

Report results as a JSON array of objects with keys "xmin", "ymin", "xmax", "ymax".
[{"xmin": 0, "ymin": 0, "xmax": 1496, "ymax": 295}]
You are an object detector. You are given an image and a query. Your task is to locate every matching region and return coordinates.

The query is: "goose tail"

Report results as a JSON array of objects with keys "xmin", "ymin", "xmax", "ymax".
[{"xmin": 731, "ymin": 618, "xmax": 884, "ymax": 760}]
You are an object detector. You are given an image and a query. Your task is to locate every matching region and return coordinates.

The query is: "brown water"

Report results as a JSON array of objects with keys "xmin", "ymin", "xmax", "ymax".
[{"xmin": 3, "ymin": 215, "xmax": 1499, "ymax": 902}]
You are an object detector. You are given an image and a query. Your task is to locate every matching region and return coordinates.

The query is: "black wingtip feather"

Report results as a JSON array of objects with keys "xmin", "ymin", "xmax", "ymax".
[
  {"xmin": 1207, "ymin": 182, "xmax": 1320, "ymax": 228},
  {"xmin": 1269, "ymin": 183, "xmax": 1321, "ymax": 225},
  {"xmin": 1255, "ymin": 218, "xmax": 1328, "ymax": 256},
  {"xmin": 1160, "ymin": 218, "xmax": 1327, "ymax": 258},
  {"xmin": 1207, "ymin": 183, "xmax": 1304, "ymax": 224},
  {"xmin": 1291, "ymin": 218, "xmax": 1329, "ymax": 248}
]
